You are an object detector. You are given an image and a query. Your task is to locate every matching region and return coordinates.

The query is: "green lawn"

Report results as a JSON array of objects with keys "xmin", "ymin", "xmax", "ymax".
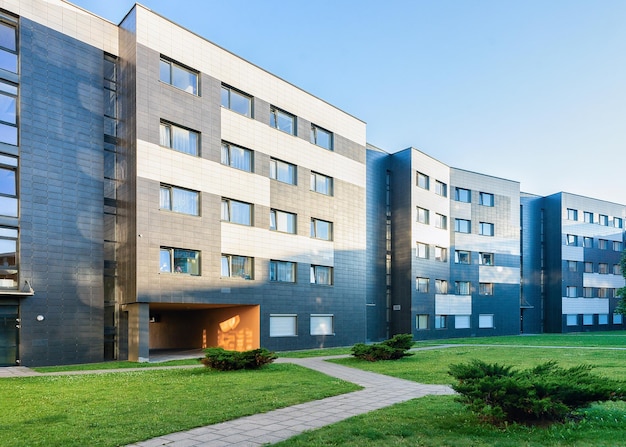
[
  {"xmin": 0, "ymin": 364, "xmax": 359, "ymax": 447},
  {"xmin": 33, "ymin": 358, "xmax": 201, "ymax": 373},
  {"xmin": 421, "ymin": 332, "xmax": 626, "ymax": 347}
]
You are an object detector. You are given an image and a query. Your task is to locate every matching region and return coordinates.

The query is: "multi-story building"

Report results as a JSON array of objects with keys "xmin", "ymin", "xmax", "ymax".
[{"xmin": 0, "ymin": 0, "xmax": 623, "ymax": 367}]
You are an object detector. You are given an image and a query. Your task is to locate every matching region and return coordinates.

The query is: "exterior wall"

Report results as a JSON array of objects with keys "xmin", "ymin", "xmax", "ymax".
[{"xmin": 520, "ymin": 193, "xmax": 544, "ymax": 333}]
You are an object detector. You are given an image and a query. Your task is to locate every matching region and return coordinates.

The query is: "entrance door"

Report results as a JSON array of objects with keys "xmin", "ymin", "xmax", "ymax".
[{"xmin": 0, "ymin": 305, "xmax": 18, "ymax": 366}]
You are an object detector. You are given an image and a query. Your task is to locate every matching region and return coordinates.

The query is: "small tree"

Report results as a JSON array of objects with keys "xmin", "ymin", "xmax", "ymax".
[
  {"xmin": 615, "ymin": 250, "xmax": 626, "ymax": 315},
  {"xmin": 351, "ymin": 334, "xmax": 414, "ymax": 361}
]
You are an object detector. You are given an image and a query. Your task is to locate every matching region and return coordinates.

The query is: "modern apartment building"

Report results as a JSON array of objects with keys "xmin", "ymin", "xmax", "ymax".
[{"xmin": 0, "ymin": 0, "xmax": 623, "ymax": 367}]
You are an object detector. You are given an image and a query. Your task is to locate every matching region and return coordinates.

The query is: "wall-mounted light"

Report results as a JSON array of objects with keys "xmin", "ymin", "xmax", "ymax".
[{"xmin": 36, "ymin": 315, "xmax": 44, "ymax": 321}]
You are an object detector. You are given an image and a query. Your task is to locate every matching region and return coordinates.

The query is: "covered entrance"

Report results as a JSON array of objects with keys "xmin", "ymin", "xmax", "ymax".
[{"xmin": 0, "ymin": 304, "xmax": 18, "ymax": 366}]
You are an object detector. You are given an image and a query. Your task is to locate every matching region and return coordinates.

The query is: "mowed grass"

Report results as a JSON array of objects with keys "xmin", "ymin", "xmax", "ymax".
[
  {"xmin": 422, "ymin": 332, "xmax": 626, "ymax": 348},
  {"xmin": 33, "ymin": 358, "xmax": 202, "ymax": 372},
  {"xmin": 0, "ymin": 363, "xmax": 359, "ymax": 447}
]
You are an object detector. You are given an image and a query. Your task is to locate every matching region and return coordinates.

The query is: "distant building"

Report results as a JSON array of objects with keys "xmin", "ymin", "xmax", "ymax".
[{"xmin": 0, "ymin": 0, "xmax": 623, "ymax": 367}]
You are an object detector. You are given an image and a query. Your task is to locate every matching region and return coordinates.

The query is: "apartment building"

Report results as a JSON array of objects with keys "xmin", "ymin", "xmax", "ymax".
[{"xmin": 0, "ymin": 0, "xmax": 623, "ymax": 367}]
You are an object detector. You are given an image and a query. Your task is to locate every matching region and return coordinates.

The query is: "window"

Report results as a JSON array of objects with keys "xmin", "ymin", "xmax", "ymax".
[
  {"xmin": 480, "ymin": 252, "xmax": 494, "ymax": 266},
  {"xmin": 455, "ymin": 281, "xmax": 471, "ymax": 295},
  {"xmin": 310, "ymin": 265, "xmax": 333, "ymax": 285},
  {"xmin": 220, "ymin": 84, "xmax": 252, "ymax": 117},
  {"xmin": 310, "ymin": 124, "xmax": 333, "ymax": 150},
  {"xmin": 584, "ymin": 262, "xmax": 593, "ymax": 273},
  {"xmin": 417, "ymin": 207, "xmax": 429, "ymax": 224},
  {"xmin": 567, "ymin": 261, "xmax": 577, "ymax": 272},
  {"xmin": 455, "ymin": 187, "xmax": 471, "ymax": 203},
  {"xmin": 221, "ymin": 198, "xmax": 252, "ymax": 225},
  {"xmin": 599, "ymin": 214, "xmax": 608, "ymax": 226},
  {"xmin": 435, "ymin": 315, "xmax": 447, "ymax": 329},
  {"xmin": 455, "ymin": 250, "xmax": 470, "ymax": 264},
  {"xmin": 0, "ymin": 80, "xmax": 17, "ymax": 146},
  {"xmin": 310, "ymin": 172, "xmax": 333, "ymax": 196},
  {"xmin": 583, "ymin": 211, "xmax": 593, "ymax": 223},
  {"xmin": 566, "ymin": 314, "xmax": 578, "ymax": 326},
  {"xmin": 159, "ymin": 57, "xmax": 198, "ymax": 94},
  {"xmin": 614, "ymin": 264, "xmax": 622, "ymax": 275},
  {"xmin": 0, "ymin": 227, "xmax": 17, "ymax": 288},
  {"xmin": 614, "ymin": 313, "xmax": 623, "ymax": 325},
  {"xmin": 0, "ymin": 163, "xmax": 17, "ymax": 217},
  {"xmin": 416, "ymin": 277, "xmax": 429, "ymax": 293},
  {"xmin": 269, "ymin": 315, "xmax": 297, "ymax": 337},
  {"xmin": 479, "ymin": 222, "xmax": 494, "ymax": 236},
  {"xmin": 160, "ymin": 184, "xmax": 199, "ymax": 216},
  {"xmin": 269, "ymin": 158, "xmax": 296, "ymax": 185},
  {"xmin": 311, "ymin": 218, "xmax": 333, "ymax": 241},
  {"xmin": 221, "ymin": 142, "xmax": 252, "ymax": 172},
  {"xmin": 455, "ymin": 219, "xmax": 471, "ymax": 233},
  {"xmin": 598, "ymin": 314, "xmax": 609, "ymax": 325},
  {"xmin": 269, "ymin": 260, "xmax": 296, "ymax": 283},
  {"xmin": 615, "ymin": 217, "xmax": 623, "ymax": 228},
  {"xmin": 598, "ymin": 288, "xmax": 609, "ymax": 298},
  {"xmin": 583, "ymin": 287, "xmax": 594, "ymax": 298},
  {"xmin": 435, "ymin": 246, "xmax": 447, "ymax": 262},
  {"xmin": 566, "ymin": 234, "xmax": 578, "ymax": 246},
  {"xmin": 159, "ymin": 247, "xmax": 200, "ymax": 275},
  {"xmin": 310, "ymin": 314, "xmax": 334, "ymax": 335},
  {"xmin": 435, "ymin": 279, "xmax": 448, "ymax": 294},
  {"xmin": 598, "ymin": 263, "xmax": 609, "ymax": 274},
  {"xmin": 416, "ymin": 242, "xmax": 429, "ymax": 259},
  {"xmin": 435, "ymin": 213, "xmax": 447, "ymax": 229},
  {"xmin": 566, "ymin": 286, "xmax": 577, "ymax": 298},
  {"xmin": 479, "ymin": 283, "xmax": 493, "ymax": 296},
  {"xmin": 583, "ymin": 236, "xmax": 593, "ymax": 248},
  {"xmin": 599, "ymin": 239, "xmax": 608, "ymax": 250},
  {"xmin": 613, "ymin": 241, "xmax": 622, "ymax": 252},
  {"xmin": 479, "ymin": 314, "xmax": 494, "ymax": 328},
  {"xmin": 435, "ymin": 180, "xmax": 447, "ymax": 197},
  {"xmin": 160, "ymin": 121, "xmax": 199, "ymax": 156},
  {"xmin": 479, "ymin": 192, "xmax": 494, "ymax": 207},
  {"xmin": 270, "ymin": 209, "xmax": 296, "ymax": 234},
  {"xmin": 270, "ymin": 106, "xmax": 296, "ymax": 135},
  {"xmin": 416, "ymin": 314, "xmax": 429, "ymax": 330},
  {"xmin": 416, "ymin": 172, "xmax": 429, "ymax": 190},
  {"xmin": 221, "ymin": 255, "xmax": 253, "ymax": 279},
  {"xmin": 567, "ymin": 208, "xmax": 578, "ymax": 220},
  {"xmin": 455, "ymin": 315, "xmax": 471, "ymax": 329},
  {"xmin": 583, "ymin": 314, "xmax": 593, "ymax": 325},
  {"xmin": 0, "ymin": 21, "xmax": 17, "ymax": 74}
]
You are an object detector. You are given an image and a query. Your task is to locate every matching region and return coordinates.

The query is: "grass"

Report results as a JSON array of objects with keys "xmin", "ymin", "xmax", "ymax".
[
  {"xmin": 33, "ymin": 358, "xmax": 201, "ymax": 373},
  {"xmin": 420, "ymin": 332, "xmax": 626, "ymax": 348},
  {"xmin": 279, "ymin": 347, "xmax": 353, "ymax": 358},
  {"xmin": 0, "ymin": 363, "xmax": 359, "ymax": 447}
]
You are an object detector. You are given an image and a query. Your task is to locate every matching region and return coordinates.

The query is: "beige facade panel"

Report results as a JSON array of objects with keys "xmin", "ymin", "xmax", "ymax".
[{"xmin": 562, "ymin": 298, "xmax": 609, "ymax": 314}]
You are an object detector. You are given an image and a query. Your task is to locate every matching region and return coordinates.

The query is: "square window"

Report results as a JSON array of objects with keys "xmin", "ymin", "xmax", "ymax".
[
  {"xmin": 599, "ymin": 263, "xmax": 609, "ymax": 274},
  {"xmin": 583, "ymin": 236, "xmax": 593, "ymax": 248},
  {"xmin": 479, "ymin": 314, "xmax": 494, "ymax": 328},
  {"xmin": 270, "ymin": 158, "xmax": 296, "ymax": 185},
  {"xmin": 584, "ymin": 262, "xmax": 593, "ymax": 273},
  {"xmin": 613, "ymin": 264, "xmax": 622, "ymax": 275},
  {"xmin": 567, "ymin": 261, "xmax": 577, "ymax": 272},
  {"xmin": 480, "ymin": 252, "xmax": 494, "ymax": 266},
  {"xmin": 269, "ymin": 260, "xmax": 296, "ymax": 283},
  {"xmin": 455, "ymin": 187, "xmax": 471, "ymax": 203},
  {"xmin": 221, "ymin": 142, "xmax": 252, "ymax": 172},
  {"xmin": 598, "ymin": 314, "xmax": 609, "ymax": 325},
  {"xmin": 417, "ymin": 207, "xmax": 429, "ymax": 224},
  {"xmin": 416, "ymin": 172, "xmax": 429, "ymax": 190},
  {"xmin": 598, "ymin": 288, "xmax": 608, "ymax": 298},
  {"xmin": 455, "ymin": 218, "xmax": 471, "ymax": 233},
  {"xmin": 566, "ymin": 314, "xmax": 578, "ymax": 326},
  {"xmin": 416, "ymin": 314, "xmax": 429, "ymax": 330},
  {"xmin": 479, "ymin": 283, "xmax": 493, "ymax": 295},
  {"xmin": 583, "ymin": 314, "xmax": 593, "ymax": 325},
  {"xmin": 435, "ymin": 180, "xmax": 447, "ymax": 197},
  {"xmin": 310, "ymin": 172, "xmax": 333, "ymax": 196},
  {"xmin": 566, "ymin": 234, "xmax": 578, "ymax": 246},
  {"xmin": 584, "ymin": 211, "xmax": 594, "ymax": 223},
  {"xmin": 614, "ymin": 313, "xmax": 623, "ymax": 325},
  {"xmin": 566, "ymin": 286, "xmax": 577, "ymax": 298},
  {"xmin": 479, "ymin": 192, "xmax": 494, "ymax": 206},
  {"xmin": 310, "ymin": 265, "xmax": 333, "ymax": 285},
  {"xmin": 416, "ymin": 277, "xmax": 429, "ymax": 293},
  {"xmin": 455, "ymin": 250, "xmax": 470, "ymax": 264},
  {"xmin": 310, "ymin": 124, "xmax": 333, "ymax": 150},
  {"xmin": 434, "ymin": 315, "xmax": 447, "ymax": 329},
  {"xmin": 567, "ymin": 208, "xmax": 578, "ymax": 220},
  {"xmin": 599, "ymin": 214, "xmax": 608, "ymax": 226},
  {"xmin": 613, "ymin": 241, "xmax": 622, "ymax": 252},
  {"xmin": 269, "ymin": 315, "xmax": 297, "ymax": 337},
  {"xmin": 583, "ymin": 287, "xmax": 594, "ymax": 298},
  {"xmin": 310, "ymin": 314, "xmax": 334, "ymax": 335},
  {"xmin": 221, "ymin": 254, "xmax": 253, "ymax": 279},
  {"xmin": 599, "ymin": 239, "xmax": 608, "ymax": 250},
  {"xmin": 270, "ymin": 106, "xmax": 296, "ymax": 135},
  {"xmin": 455, "ymin": 315, "xmax": 471, "ymax": 329},
  {"xmin": 435, "ymin": 279, "xmax": 448, "ymax": 294},
  {"xmin": 311, "ymin": 218, "xmax": 333, "ymax": 241},
  {"xmin": 416, "ymin": 242, "xmax": 429, "ymax": 259},
  {"xmin": 614, "ymin": 217, "xmax": 623, "ymax": 228},
  {"xmin": 455, "ymin": 281, "xmax": 471, "ymax": 295},
  {"xmin": 479, "ymin": 222, "xmax": 494, "ymax": 236},
  {"xmin": 221, "ymin": 84, "xmax": 252, "ymax": 117}
]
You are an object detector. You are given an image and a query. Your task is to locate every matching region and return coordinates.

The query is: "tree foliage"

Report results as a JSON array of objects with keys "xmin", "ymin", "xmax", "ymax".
[
  {"xmin": 615, "ymin": 250, "xmax": 626, "ymax": 314},
  {"xmin": 351, "ymin": 333, "xmax": 414, "ymax": 361},
  {"xmin": 201, "ymin": 347, "xmax": 277, "ymax": 371}
]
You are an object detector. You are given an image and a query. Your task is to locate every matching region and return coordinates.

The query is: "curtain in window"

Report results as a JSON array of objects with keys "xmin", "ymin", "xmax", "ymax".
[
  {"xmin": 277, "ymin": 162, "xmax": 293, "ymax": 183},
  {"xmin": 159, "ymin": 124, "xmax": 170, "ymax": 147},
  {"xmin": 277, "ymin": 262, "xmax": 294, "ymax": 282},
  {"xmin": 160, "ymin": 249, "xmax": 171, "ymax": 272},
  {"xmin": 230, "ymin": 201, "xmax": 250, "ymax": 225},
  {"xmin": 220, "ymin": 256, "xmax": 230, "ymax": 277},
  {"xmin": 159, "ymin": 187, "xmax": 171, "ymax": 210},
  {"xmin": 171, "ymin": 126, "xmax": 196, "ymax": 155},
  {"xmin": 221, "ymin": 144, "xmax": 230, "ymax": 165},
  {"xmin": 221, "ymin": 200, "xmax": 230, "ymax": 221},
  {"xmin": 231, "ymin": 256, "xmax": 251, "ymax": 279},
  {"xmin": 230, "ymin": 146, "xmax": 250, "ymax": 171},
  {"xmin": 172, "ymin": 188, "xmax": 198, "ymax": 215},
  {"xmin": 312, "ymin": 266, "xmax": 330, "ymax": 285}
]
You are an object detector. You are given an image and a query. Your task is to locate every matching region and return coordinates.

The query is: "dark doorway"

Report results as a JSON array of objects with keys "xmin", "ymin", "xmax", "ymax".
[{"xmin": 0, "ymin": 305, "xmax": 18, "ymax": 366}]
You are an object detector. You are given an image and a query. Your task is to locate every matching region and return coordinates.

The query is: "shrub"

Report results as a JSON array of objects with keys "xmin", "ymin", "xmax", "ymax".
[
  {"xmin": 201, "ymin": 347, "xmax": 277, "ymax": 371},
  {"xmin": 449, "ymin": 359, "xmax": 625, "ymax": 425},
  {"xmin": 351, "ymin": 334, "xmax": 414, "ymax": 361}
]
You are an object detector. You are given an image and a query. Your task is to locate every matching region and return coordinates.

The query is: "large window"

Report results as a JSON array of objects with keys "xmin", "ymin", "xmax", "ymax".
[
  {"xmin": 160, "ymin": 247, "xmax": 200, "ymax": 275},
  {"xmin": 416, "ymin": 242, "xmax": 429, "ymax": 259},
  {"xmin": 160, "ymin": 121, "xmax": 199, "ymax": 156},
  {"xmin": 455, "ymin": 218, "xmax": 471, "ymax": 233},
  {"xmin": 269, "ymin": 315, "xmax": 297, "ymax": 337},
  {"xmin": 310, "ymin": 172, "xmax": 333, "ymax": 196},
  {"xmin": 0, "ymin": 159, "xmax": 17, "ymax": 217},
  {"xmin": 270, "ymin": 106, "xmax": 296, "ymax": 135},
  {"xmin": 416, "ymin": 207, "xmax": 429, "ymax": 224},
  {"xmin": 416, "ymin": 277, "xmax": 429, "ymax": 293},
  {"xmin": 159, "ymin": 57, "xmax": 198, "ymax": 94},
  {"xmin": 0, "ymin": 20, "xmax": 17, "ymax": 74},
  {"xmin": 310, "ymin": 124, "xmax": 333, "ymax": 150},
  {"xmin": 0, "ymin": 226, "xmax": 17, "ymax": 288},
  {"xmin": 160, "ymin": 184, "xmax": 199, "ymax": 216},
  {"xmin": 270, "ymin": 209, "xmax": 296, "ymax": 234},
  {"xmin": 416, "ymin": 172, "xmax": 429, "ymax": 190},
  {"xmin": 221, "ymin": 198, "xmax": 252, "ymax": 225},
  {"xmin": 455, "ymin": 281, "xmax": 471, "ymax": 295},
  {"xmin": 435, "ymin": 213, "xmax": 447, "ymax": 229},
  {"xmin": 455, "ymin": 250, "xmax": 470, "ymax": 264},
  {"xmin": 269, "ymin": 260, "xmax": 296, "ymax": 283},
  {"xmin": 221, "ymin": 254, "xmax": 253, "ymax": 279},
  {"xmin": 310, "ymin": 314, "xmax": 334, "ymax": 335},
  {"xmin": 311, "ymin": 218, "xmax": 333, "ymax": 240},
  {"xmin": 221, "ymin": 142, "xmax": 252, "ymax": 172},
  {"xmin": 270, "ymin": 158, "xmax": 296, "ymax": 185},
  {"xmin": 479, "ymin": 192, "xmax": 494, "ymax": 206},
  {"xmin": 479, "ymin": 222, "xmax": 494, "ymax": 236},
  {"xmin": 435, "ymin": 180, "xmax": 447, "ymax": 197},
  {"xmin": 435, "ymin": 279, "xmax": 448, "ymax": 294},
  {"xmin": 220, "ymin": 84, "xmax": 252, "ymax": 117},
  {"xmin": 0, "ymin": 80, "xmax": 17, "ymax": 146},
  {"xmin": 311, "ymin": 265, "xmax": 333, "ymax": 285},
  {"xmin": 455, "ymin": 187, "xmax": 471, "ymax": 203}
]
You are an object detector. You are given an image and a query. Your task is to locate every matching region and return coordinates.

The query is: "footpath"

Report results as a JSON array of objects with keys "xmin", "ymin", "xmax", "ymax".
[{"xmin": 1, "ymin": 348, "xmax": 456, "ymax": 447}]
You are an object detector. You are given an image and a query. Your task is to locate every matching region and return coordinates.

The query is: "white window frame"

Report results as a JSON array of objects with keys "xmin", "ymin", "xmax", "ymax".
[{"xmin": 270, "ymin": 314, "xmax": 297, "ymax": 337}]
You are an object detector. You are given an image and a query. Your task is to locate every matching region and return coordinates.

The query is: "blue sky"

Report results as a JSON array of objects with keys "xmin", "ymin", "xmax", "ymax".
[{"xmin": 71, "ymin": 0, "xmax": 626, "ymax": 203}]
